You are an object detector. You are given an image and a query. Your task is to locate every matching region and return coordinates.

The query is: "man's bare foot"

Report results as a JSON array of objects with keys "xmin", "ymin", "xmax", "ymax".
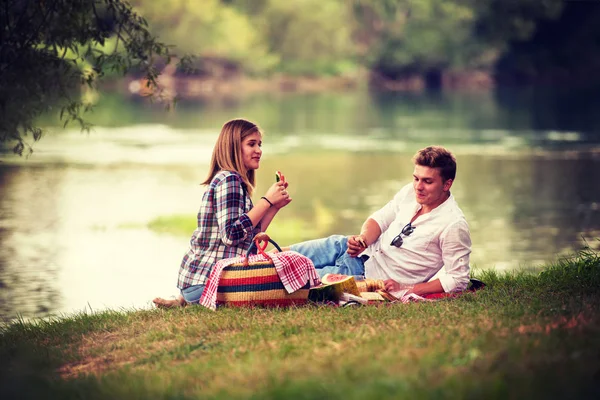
[{"xmin": 153, "ymin": 295, "xmax": 186, "ymax": 309}]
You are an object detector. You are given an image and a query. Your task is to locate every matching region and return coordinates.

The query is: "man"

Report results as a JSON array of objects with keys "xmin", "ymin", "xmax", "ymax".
[{"xmin": 288, "ymin": 146, "xmax": 471, "ymax": 297}]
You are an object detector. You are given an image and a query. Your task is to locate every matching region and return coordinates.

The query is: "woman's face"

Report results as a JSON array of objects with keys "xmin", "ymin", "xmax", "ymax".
[{"xmin": 241, "ymin": 131, "xmax": 262, "ymax": 171}]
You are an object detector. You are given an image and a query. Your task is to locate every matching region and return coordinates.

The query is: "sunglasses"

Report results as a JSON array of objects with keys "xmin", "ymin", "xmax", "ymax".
[{"xmin": 390, "ymin": 222, "xmax": 415, "ymax": 248}]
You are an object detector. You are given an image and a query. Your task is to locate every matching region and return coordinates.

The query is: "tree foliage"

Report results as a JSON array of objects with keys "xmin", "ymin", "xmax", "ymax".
[
  {"xmin": 128, "ymin": 0, "xmax": 277, "ymax": 74},
  {"xmin": 0, "ymin": 0, "xmax": 188, "ymax": 155},
  {"xmin": 473, "ymin": 0, "xmax": 564, "ymax": 45},
  {"xmin": 352, "ymin": 0, "xmax": 493, "ymax": 79},
  {"xmin": 131, "ymin": 0, "xmax": 356, "ymax": 76},
  {"xmin": 255, "ymin": 0, "xmax": 356, "ymax": 75},
  {"xmin": 1, "ymin": 0, "xmax": 593, "ymax": 154},
  {"xmin": 493, "ymin": 0, "xmax": 599, "ymax": 86}
]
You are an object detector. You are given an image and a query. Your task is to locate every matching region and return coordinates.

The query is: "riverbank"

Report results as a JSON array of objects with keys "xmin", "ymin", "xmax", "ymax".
[
  {"xmin": 1, "ymin": 246, "xmax": 599, "ymax": 399},
  {"xmin": 110, "ymin": 61, "xmax": 495, "ymax": 102}
]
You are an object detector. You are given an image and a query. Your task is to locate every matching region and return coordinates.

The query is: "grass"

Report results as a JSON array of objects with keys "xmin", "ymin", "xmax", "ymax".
[
  {"xmin": 144, "ymin": 213, "xmax": 329, "ymax": 245},
  {"xmin": 1, "ymin": 248, "xmax": 600, "ymax": 399},
  {"xmin": 146, "ymin": 215, "xmax": 196, "ymax": 236}
]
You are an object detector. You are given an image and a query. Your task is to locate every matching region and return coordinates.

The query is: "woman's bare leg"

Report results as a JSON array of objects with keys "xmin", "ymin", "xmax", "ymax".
[{"xmin": 153, "ymin": 295, "xmax": 186, "ymax": 308}]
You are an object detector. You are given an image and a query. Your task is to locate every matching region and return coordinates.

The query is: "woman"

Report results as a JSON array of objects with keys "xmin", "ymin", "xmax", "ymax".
[{"xmin": 153, "ymin": 118, "xmax": 291, "ymax": 307}]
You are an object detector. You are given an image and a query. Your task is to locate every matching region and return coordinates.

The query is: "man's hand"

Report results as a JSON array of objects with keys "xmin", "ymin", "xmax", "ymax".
[
  {"xmin": 384, "ymin": 279, "xmax": 414, "ymax": 295},
  {"xmin": 347, "ymin": 235, "xmax": 367, "ymax": 257}
]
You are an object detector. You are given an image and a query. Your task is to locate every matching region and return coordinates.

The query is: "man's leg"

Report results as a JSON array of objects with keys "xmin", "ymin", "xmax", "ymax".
[{"xmin": 290, "ymin": 235, "xmax": 365, "ymax": 278}]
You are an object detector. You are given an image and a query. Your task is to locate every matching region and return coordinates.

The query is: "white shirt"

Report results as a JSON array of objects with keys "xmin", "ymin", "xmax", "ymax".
[{"xmin": 363, "ymin": 183, "xmax": 471, "ymax": 292}]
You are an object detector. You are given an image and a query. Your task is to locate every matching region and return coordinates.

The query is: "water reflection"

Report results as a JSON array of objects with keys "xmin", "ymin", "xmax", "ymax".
[
  {"xmin": 495, "ymin": 85, "xmax": 600, "ymax": 134},
  {"xmin": 0, "ymin": 164, "xmax": 205, "ymax": 323},
  {"xmin": 1, "ymin": 88, "xmax": 600, "ymax": 323},
  {"xmin": 0, "ymin": 166, "xmax": 63, "ymax": 319}
]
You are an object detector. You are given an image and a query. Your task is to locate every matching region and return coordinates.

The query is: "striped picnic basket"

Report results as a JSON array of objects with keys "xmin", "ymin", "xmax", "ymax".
[{"xmin": 216, "ymin": 233, "xmax": 311, "ymax": 307}]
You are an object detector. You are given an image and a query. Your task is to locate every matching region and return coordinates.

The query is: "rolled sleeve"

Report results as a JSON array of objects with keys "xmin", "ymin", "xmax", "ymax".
[
  {"xmin": 214, "ymin": 175, "xmax": 254, "ymax": 246},
  {"xmin": 369, "ymin": 185, "xmax": 411, "ymax": 232},
  {"xmin": 439, "ymin": 220, "xmax": 472, "ymax": 292},
  {"xmin": 369, "ymin": 202, "xmax": 394, "ymax": 233}
]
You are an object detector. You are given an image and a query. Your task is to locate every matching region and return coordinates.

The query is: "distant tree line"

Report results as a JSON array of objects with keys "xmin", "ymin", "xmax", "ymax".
[
  {"xmin": 1, "ymin": 0, "xmax": 598, "ymax": 154},
  {"xmin": 130, "ymin": 0, "xmax": 596, "ymax": 87}
]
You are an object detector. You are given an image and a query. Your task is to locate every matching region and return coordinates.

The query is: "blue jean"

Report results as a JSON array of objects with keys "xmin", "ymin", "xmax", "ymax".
[
  {"xmin": 290, "ymin": 235, "xmax": 365, "ymax": 278},
  {"xmin": 181, "ymin": 284, "xmax": 205, "ymax": 304}
]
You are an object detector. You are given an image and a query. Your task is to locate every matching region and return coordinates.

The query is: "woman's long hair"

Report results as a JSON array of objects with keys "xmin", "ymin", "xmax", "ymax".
[{"xmin": 202, "ymin": 119, "xmax": 261, "ymax": 195}]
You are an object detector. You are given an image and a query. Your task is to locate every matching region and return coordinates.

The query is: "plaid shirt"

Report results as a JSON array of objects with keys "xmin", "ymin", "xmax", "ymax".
[{"xmin": 177, "ymin": 170, "xmax": 260, "ymax": 290}]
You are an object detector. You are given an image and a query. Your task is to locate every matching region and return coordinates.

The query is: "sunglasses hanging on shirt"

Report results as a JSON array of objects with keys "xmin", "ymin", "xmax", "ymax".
[{"xmin": 390, "ymin": 222, "xmax": 415, "ymax": 248}]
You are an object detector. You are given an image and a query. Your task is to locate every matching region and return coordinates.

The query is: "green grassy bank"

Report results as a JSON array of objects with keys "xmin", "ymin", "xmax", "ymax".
[{"xmin": 1, "ymin": 247, "xmax": 599, "ymax": 399}]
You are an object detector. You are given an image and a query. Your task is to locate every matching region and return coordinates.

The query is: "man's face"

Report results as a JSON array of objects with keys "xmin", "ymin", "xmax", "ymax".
[{"xmin": 412, "ymin": 165, "xmax": 453, "ymax": 209}]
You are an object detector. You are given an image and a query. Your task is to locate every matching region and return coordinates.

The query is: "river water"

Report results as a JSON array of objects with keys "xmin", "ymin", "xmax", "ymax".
[{"xmin": 1, "ymin": 88, "xmax": 599, "ymax": 323}]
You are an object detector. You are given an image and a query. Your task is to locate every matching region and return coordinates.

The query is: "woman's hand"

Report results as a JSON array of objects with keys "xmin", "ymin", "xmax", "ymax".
[
  {"xmin": 263, "ymin": 181, "xmax": 291, "ymax": 209},
  {"xmin": 275, "ymin": 195, "xmax": 292, "ymax": 209},
  {"xmin": 346, "ymin": 234, "xmax": 367, "ymax": 257}
]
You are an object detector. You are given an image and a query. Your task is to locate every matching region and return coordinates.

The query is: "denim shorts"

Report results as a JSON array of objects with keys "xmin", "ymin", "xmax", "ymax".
[
  {"xmin": 290, "ymin": 234, "xmax": 365, "ymax": 278},
  {"xmin": 181, "ymin": 284, "xmax": 205, "ymax": 304}
]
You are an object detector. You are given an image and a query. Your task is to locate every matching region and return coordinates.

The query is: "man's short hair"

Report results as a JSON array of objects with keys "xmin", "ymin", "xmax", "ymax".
[{"xmin": 412, "ymin": 146, "xmax": 456, "ymax": 181}]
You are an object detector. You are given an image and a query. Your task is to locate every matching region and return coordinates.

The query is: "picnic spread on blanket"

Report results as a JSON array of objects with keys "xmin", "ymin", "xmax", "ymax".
[{"xmin": 198, "ymin": 232, "xmax": 484, "ymax": 310}]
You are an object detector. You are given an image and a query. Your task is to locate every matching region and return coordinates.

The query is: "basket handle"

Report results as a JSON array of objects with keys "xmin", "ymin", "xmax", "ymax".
[{"xmin": 243, "ymin": 232, "xmax": 282, "ymax": 266}]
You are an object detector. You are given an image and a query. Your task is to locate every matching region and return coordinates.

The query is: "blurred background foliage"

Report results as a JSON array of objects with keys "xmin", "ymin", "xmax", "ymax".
[
  {"xmin": 3, "ymin": 0, "xmax": 600, "ymax": 154},
  {"xmin": 127, "ymin": 0, "xmax": 278, "ymax": 74},
  {"xmin": 124, "ymin": 0, "xmax": 595, "ymax": 85},
  {"xmin": 128, "ymin": 0, "xmax": 358, "ymax": 76}
]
